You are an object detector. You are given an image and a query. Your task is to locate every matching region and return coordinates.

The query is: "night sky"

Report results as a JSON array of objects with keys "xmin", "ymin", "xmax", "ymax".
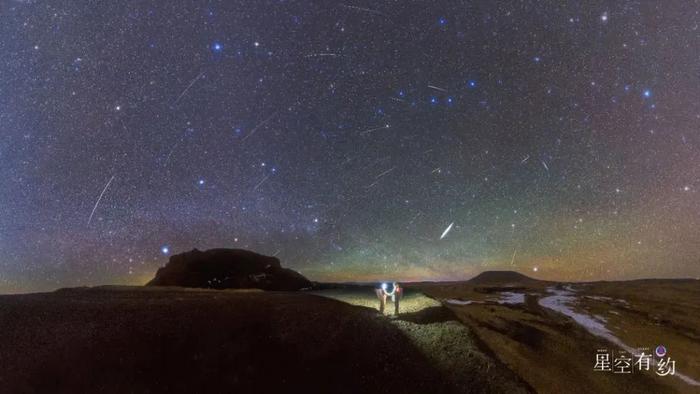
[{"xmin": 2, "ymin": 1, "xmax": 699, "ymax": 293}]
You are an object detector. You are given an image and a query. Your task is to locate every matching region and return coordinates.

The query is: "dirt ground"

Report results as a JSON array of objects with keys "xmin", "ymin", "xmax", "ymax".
[
  {"xmin": 313, "ymin": 287, "xmax": 532, "ymax": 393},
  {"xmin": 3, "ymin": 279, "xmax": 695, "ymax": 393},
  {"xmin": 0, "ymin": 286, "xmax": 453, "ymax": 394},
  {"xmin": 0, "ymin": 285, "xmax": 528, "ymax": 394},
  {"xmin": 412, "ymin": 279, "xmax": 700, "ymax": 394}
]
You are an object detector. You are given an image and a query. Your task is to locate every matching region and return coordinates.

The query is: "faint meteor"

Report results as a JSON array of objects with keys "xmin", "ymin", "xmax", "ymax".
[
  {"xmin": 375, "ymin": 166, "xmax": 395, "ymax": 179},
  {"xmin": 431, "ymin": 167, "xmax": 441, "ymax": 174},
  {"xmin": 365, "ymin": 180, "xmax": 380, "ymax": 189},
  {"xmin": 242, "ymin": 111, "xmax": 278, "ymax": 142},
  {"xmin": 390, "ymin": 97, "xmax": 405, "ymax": 102},
  {"xmin": 521, "ymin": 155, "xmax": 530, "ymax": 163},
  {"xmin": 340, "ymin": 4, "xmax": 386, "ymax": 17},
  {"xmin": 439, "ymin": 222, "xmax": 454, "ymax": 240},
  {"xmin": 359, "ymin": 124, "xmax": 390, "ymax": 135},
  {"xmin": 428, "ymin": 84, "xmax": 448, "ymax": 92},
  {"xmin": 541, "ymin": 160, "xmax": 549, "ymax": 171},
  {"xmin": 163, "ymin": 139, "xmax": 183, "ymax": 167},
  {"xmin": 409, "ymin": 211, "xmax": 423, "ymax": 224},
  {"xmin": 305, "ymin": 53, "xmax": 342, "ymax": 58},
  {"xmin": 510, "ymin": 249, "xmax": 517, "ymax": 265},
  {"xmin": 172, "ymin": 71, "xmax": 205, "ymax": 106},
  {"xmin": 252, "ymin": 175, "xmax": 270, "ymax": 191},
  {"xmin": 87, "ymin": 175, "xmax": 115, "ymax": 225}
]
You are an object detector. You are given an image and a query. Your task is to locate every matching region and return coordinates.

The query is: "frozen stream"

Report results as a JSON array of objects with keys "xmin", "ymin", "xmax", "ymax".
[{"xmin": 539, "ymin": 287, "xmax": 700, "ymax": 387}]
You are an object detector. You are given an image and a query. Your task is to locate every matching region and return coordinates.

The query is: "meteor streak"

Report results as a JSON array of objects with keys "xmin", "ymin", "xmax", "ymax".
[
  {"xmin": 439, "ymin": 222, "xmax": 454, "ymax": 240},
  {"xmin": 172, "ymin": 71, "xmax": 205, "ymax": 106},
  {"xmin": 242, "ymin": 111, "xmax": 278, "ymax": 142},
  {"xmin": 87, "ymin": 175, "xmax": 115, "ymax": 225},
  {"xmin": 428, "ymin": 84, "xmax": 448, "ymax": 92}
]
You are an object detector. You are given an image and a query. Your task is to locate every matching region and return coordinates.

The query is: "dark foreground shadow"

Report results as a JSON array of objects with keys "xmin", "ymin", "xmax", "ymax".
[
  {"xmin": 0, "ymin": 287, "xmax": 466, "ymax": 394},
  {"xmin": 395, "ymin": 306, "xmax": 458, "ymax": 324}
]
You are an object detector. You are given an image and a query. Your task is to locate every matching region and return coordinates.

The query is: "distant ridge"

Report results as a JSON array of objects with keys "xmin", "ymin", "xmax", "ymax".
[{"xmin": 467, "ymin": 271, "xmax": 542, "ymax": 285}]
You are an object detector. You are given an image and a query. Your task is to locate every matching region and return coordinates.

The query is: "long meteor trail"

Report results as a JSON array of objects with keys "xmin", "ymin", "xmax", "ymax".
[
  {"xmin": 242, "ymin": 111, "xmax": 278, "ymax": 142},
  {"xmin": 172, "ymin": 71, "xmax": 205, "ymax": 106},
  {"xmin": 440, "ymin": 222, "xmax": 454, "ymax": 240},
  {"xmin": 87, "ymin": 175, "xmax": 115, "ymax": 225}
]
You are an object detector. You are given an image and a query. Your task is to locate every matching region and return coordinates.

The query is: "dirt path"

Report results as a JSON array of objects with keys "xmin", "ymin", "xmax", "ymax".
[{"xmin": 313, "ymin": 288, "xmax": 532, "ymax": 393}]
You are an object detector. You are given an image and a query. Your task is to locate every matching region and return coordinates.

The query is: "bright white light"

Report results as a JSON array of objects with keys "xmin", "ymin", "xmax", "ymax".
[
  {"xmin": 381, "ymin": 283, "xmax": 387, "ymax": 290},
  {"xmin": 440, "ymin": 222, "xmax": 454, "ymax": 240},
  {"xmin": 161, "ymin": 246, "xmax": 170, "ymax": 255}
]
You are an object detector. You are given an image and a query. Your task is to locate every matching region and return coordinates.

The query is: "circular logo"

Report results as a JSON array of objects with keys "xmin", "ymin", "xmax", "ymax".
[{"xmin": 655, "ymin": 345, "xmax": 667, "ymax": 358}]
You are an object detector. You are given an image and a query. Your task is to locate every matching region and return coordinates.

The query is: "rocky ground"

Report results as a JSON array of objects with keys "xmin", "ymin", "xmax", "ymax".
[
  {"xmin": 2, "ymin": 275, "xmax": 697, "ymax": 394},
  {"xmin": 412, "ymin": 276, "xmax": 700, "ymax": 394},
  {"xmin": 313, "ymin": 287, "xmax": 530, "ymax": 393},
  {"xmin": 0, "ymin": 285, "xmax": 525, "ymax": 394}
]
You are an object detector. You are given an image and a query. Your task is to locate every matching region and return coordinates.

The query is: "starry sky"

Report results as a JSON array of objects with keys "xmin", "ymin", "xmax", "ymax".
[{"xmin": 1, "ymin": 1, "xmax": 699, "ymax": 293}]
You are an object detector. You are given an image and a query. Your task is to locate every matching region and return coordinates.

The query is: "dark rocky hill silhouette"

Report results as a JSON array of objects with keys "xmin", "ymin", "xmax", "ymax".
[
  {"xmin": 147, "ymin": 248, "xmax": 311, "ymax": 291},
  {"xmin": 467, "ymin": 270, "xmax": 542, "ymax": 285}
]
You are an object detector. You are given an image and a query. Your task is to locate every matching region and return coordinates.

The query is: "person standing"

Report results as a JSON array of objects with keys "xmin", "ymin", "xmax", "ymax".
[
  {"xmin": 375, "ymin": 284, "xmax": 387, "ymax": 313},
  {"xmin": 387, "ymin": 282, "xmax": 402, "ymax": 315}
]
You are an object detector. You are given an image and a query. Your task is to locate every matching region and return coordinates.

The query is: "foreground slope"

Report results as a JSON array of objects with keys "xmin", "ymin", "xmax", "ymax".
[
  {"xmin": 414, "ymin": 274, "xmax": 700, "ymax": 394},
  {"xmin": 313, "ymin": 287, "xmax": 531, "ymax": 393},
  {"xmin": 0, "ymin": 286, "xmax": 461, "ymax": 394}
]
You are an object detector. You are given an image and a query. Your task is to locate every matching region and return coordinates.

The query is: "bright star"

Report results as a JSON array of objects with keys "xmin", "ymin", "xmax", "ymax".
[
  {"xmin": 643, "ymin": 89, "xmax": 651, "ymax": 98},
  {"xmin": 161, "ymin": 246, "xmax": 170, "ymax": 255},
  {"xmin": 212, "ymin": 42, "xmax": 223, "ymax": 52}
]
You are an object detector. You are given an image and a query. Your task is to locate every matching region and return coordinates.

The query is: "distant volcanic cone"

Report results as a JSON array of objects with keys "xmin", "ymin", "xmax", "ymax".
[
  {"xmin": 467, "ymin": 270, "xmax": 543, "ymax": 286},
  {"xmin": 146, "ymin": 248, "xmax": 312, "ymax": 291}
]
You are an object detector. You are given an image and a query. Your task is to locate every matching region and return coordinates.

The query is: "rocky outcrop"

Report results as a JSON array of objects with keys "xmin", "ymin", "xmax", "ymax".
[{"xmin": 146, "ymin": 248, "xmax": 312, "ymax": 291}]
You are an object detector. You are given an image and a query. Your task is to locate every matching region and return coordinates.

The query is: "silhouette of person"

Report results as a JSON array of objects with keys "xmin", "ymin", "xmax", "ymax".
[
  {"xmin": 386, "ymin": 282, "xmax": 402, "ymax": 315},
  {"xmin": 375, "ymin": 284, "xmax": 387, "ymax": 313}
]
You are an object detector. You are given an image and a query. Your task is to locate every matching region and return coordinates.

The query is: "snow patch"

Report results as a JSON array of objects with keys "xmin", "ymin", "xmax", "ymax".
[
  {"xmin": 539, "ymin": 288, "xmax": 700, "ymax": 387},
  {"xmin": 498, "ymin": 292, "xmax": 525, "ymax": 304}
]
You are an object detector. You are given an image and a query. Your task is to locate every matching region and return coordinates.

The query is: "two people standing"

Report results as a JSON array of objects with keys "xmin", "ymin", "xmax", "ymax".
[{"xmin": 375, "ymin": 282, "xmax": 402, "ymax": 315}]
